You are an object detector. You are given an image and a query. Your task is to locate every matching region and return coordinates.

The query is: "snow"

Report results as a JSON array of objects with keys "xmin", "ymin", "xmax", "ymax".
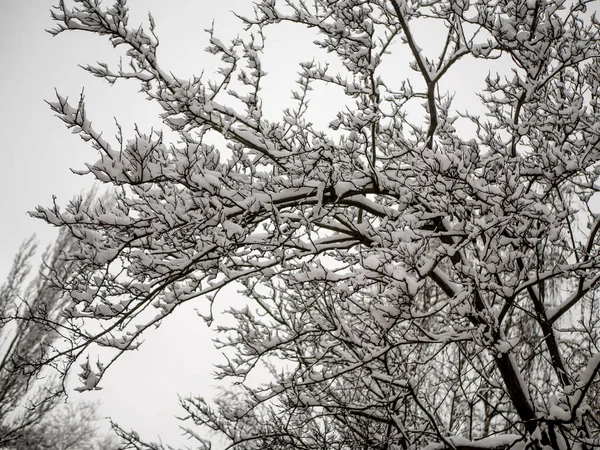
[
  {"xmin": 74, "ymin": 359, "xmax": 103, "ymax": 392},
  {"xmin": 363, "ymin": 254, "xmax": 381, "ymax": 270},
  {"xmin": 421, "ymin": 435, "xmax": 522, "ymax": 450},
  {"xmin": 223, "ymin": 219, "xmax": 244, "ymax": 239},
  {"xmin": 31, "ymin": 0, "xmax": 600, "ymax": 447}
]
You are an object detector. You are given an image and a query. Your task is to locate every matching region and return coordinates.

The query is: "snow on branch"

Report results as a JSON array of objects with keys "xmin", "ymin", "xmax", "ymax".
[{"xmin": 35, "ymin": 0, "xmax": 600, "ymax": 449}]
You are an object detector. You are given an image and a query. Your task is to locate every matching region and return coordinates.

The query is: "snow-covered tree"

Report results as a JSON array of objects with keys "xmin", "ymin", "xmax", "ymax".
[{"xmin": 35, "ymin": 0, "xmax": 600, "ymax": 449}]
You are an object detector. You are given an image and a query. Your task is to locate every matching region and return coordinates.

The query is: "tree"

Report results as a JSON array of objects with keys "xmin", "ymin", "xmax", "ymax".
[
  {"xmin": 0, "ymin": 217, "xmax": 118, "ymax": 449},
  {"xmin": 3, "ymin": 399, "xmax": 118, "ymax": 450},
  {"xmin": 16, "ymin": 399, "xmax": 119, "ymax": 450},
  {"xmin": 34, "ymin": 0, "xmax": 600, "ymax": 449},
  {"xmin": 0, "ymin": 232, "xmax": 76, "ymax": 447}
]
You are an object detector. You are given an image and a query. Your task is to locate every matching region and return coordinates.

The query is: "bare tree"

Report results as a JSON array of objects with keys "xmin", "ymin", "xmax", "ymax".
[
  {"xmin": 32, "ymin": 400, "xmax": 118, "ymax": 450},
  {"xmin": 0, "ymin": 231, "xmax": 77, "ymax": 447},
  {"xmin": 3, "ymin": 399, "xmax": 118, "ymax": 450},
  {"xmin": 33, "ymin": 0, "xmax": 600, "ymax": 449}
]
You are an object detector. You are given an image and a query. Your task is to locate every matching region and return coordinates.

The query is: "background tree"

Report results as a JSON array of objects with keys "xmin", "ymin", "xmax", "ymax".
[
  {"xmin": 22, "ymin": 400, "xmax": 118, "ymax": 450},
  {"xmin": 0, "ymin": 232, "xmax": 75, "ymax": 447},
  {"xmin": 0, "ymin": 223, "xmax": 118, "ymax": 449},
  {"xmin": 34, "ymin": 0, "xmax": 600, "ymax": 449},
  {"xmin": 3, "ymin": 399, "xmax": 118, "ymax": 450}
]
